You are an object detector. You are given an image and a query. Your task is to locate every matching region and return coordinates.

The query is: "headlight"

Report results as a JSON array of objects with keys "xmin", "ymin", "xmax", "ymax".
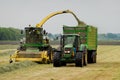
[
  {"xmin": 64, "ymin": 48, "xmax": 71, "ymax": 53},
  {"xmin": 64, "ymin": 50, "xmax": 70, "ymax": 53}
]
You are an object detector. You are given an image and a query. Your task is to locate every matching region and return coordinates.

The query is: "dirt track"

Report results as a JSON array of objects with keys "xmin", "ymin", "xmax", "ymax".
[{"xmin": 0, "ymin": 45, "xmax": 120, "ymax": 80}]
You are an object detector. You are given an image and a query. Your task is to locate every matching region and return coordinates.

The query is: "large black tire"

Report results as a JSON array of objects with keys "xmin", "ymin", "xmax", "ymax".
[
  {"xmin": 53, "ymin": 52, "xmax": 61, "ymax": 67},
  {"xmin": 87, "ymin": 51, "xmax": 97, "ymax": 63},
  {"xmin": 91, "ymin": 51, "xmax": 97, "ymax": 63},
  {"xmin": 75, "ymin": 52, "xmax": 84, "ymax": 67},
  {"xmin": 9, "ymin": 59, "xmax": 13, "ymax": 63},
  {"xmin": 87, "ymin": 50, "xmax": 92, "ymax": 63},
  {"xmin": 93, "ymin": 51, "xmax": 97, "ymax": 63},
  {"xmin": 61, "ymin": 62, "xmax": 66, "ymax": 66}
]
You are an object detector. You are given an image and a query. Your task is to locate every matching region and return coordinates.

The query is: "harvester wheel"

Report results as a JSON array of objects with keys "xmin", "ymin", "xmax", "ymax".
[
  {"xmin": 47, "ymin": 60, "xmax": 50, "ymax": 64},
  {"xmin": 9, "ymin": 59, "xmax": 13, "ymax": 63},
  {"xmin": 53, "ymin": 52, "xmax": 61, "ymax": 67},
  {"xmin": 75, "ymin": 52, "xmax": 83, "ymax": 67}
]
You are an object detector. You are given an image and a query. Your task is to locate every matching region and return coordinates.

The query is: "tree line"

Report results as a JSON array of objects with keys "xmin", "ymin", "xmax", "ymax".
[
  {"xmin": 0, "ymin": 27, "xmax": 120, "ymax": 41},
  {"xmin": 0, "ymin": 27, "xmax": 24, "ymax": 41},
  {"xmin": 98, "ymin": 33, "xmax": 120, "ymax": 41}
]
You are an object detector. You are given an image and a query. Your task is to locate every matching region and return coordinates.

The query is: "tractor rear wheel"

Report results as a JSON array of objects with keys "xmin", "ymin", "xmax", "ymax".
[
  {"xmin": 75, "ymin": 52, "xmax": 84, "ymax": 67},
  {"xmin": 53, "ymin": 52, "xmax": 61, "ymax": 67}
]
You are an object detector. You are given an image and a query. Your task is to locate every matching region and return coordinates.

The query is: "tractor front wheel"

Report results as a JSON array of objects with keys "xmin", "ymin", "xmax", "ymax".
[
  {"xmin": 75, "ymin": 52, "xmax": 84, "ymax": 67},
  {"xmin": 53, "ymin": 52, "xmax": 61, "ymax": 67}
]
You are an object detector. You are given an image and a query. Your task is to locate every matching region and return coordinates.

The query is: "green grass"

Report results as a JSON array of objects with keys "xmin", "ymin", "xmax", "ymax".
[
  {"xmin": 0, "ymin": 61, "xmax": 37, "ymax": 74},
  {"xmin": 0, "ymin": 45, "xmax": 18, "ymax": 50},
  {"xmin": 0, "ymin": 45, "xmax": 38, "ymax": 74},
  {"xmin": 0, "ymin": 51, "xmax": 14, "ymax": 56}
]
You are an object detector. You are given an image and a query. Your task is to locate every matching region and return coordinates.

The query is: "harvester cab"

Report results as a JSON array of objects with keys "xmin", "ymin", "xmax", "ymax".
[
  {"xmin": 19, "ymin": 27, "xmax": 43, "ymax": 50},
  {"xmin": 23, "ymin": 27, "xmax": 49, "ymax": 48}
]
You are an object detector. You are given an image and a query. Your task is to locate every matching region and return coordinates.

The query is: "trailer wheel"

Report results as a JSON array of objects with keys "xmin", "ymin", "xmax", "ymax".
[
  {"xmin": 87, "ymin": 52, "xmax": 92, "ymax": 63},
  {"xmin": 88, "ymin": 51, "xmax": 96, "ymax": 63},
  {"xmin": 75, "ymin": 52, "xmax": 83, "ymax": 67},
  {"xmin": 93, "ymin": 52, "xmax": 97, "ymax": 63},
  {"xmin": 53, "ymin": 52, "xmax": 61, "ymax": 67},
  {"xmin": 94, "ymin": 55, "xmax": 97, "ymax": 63},
  {"xmin": 91, "ymin": 51, "xmax": 97, "ymax": 63}
]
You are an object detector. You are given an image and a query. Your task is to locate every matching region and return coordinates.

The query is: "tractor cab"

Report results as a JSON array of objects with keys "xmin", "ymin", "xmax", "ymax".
[{"xmin": 61, "ymin": 34, "xmax": 80, "ymax": 53}]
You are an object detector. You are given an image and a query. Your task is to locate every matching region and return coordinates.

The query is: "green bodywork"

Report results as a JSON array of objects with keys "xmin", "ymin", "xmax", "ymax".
[
  {"xmin": 60, "ymin": 35, "xmax": 80, "ymax": 63},
  {"xmin": 60, "ymin": 25, "xmax": 97, "ymax": 63},
  {"xmin": 22, "ymin": 27, "xmax": 50, "ymax": 49},
  {"xmin": 63, "ymin": 25, "xmax": 97, "ymax": 50}
]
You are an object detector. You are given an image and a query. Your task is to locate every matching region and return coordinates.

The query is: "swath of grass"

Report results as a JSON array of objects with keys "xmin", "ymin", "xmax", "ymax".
[
  {"xmin": 0, "ymin": 45, "xmax": 18, "ymax": 50},
  {"xmin": 0, "ymin": 51, "xmax": 14, "ymax": 57},
  {"xmin": 0, "ymin": 61, "xmax": 37, "ymax": 74}
]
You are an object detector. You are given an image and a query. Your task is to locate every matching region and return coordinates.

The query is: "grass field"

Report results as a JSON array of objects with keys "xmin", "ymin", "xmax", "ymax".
[
  {"xmin": 0, "ymin": 45, "xmax": 120, "ymax": 80},
  {"xmin": 0, "ymin": 45, "xmax": 18, "ymax": 50}
]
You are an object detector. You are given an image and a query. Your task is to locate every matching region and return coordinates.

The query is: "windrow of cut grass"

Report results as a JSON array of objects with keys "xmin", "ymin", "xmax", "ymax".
[
  {"xmin": 0, "ymin": 61, "xmax": 37, "ymax": 74},
  {"xmin": 0, "ymin": 45, "xmax": 18, "ymax": 50},
  {"xmin": 0, "ymin": 50, "xmax": 16, "ymax": 65},
  {"xmin": 0, "ymin": 50, "xmax": 15, "ymax": 56}
]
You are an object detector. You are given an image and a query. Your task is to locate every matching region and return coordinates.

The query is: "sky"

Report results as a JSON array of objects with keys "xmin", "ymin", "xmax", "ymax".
[{"xmin": 0, "ymin": 0, "xmax": 120, "ymax": 34}]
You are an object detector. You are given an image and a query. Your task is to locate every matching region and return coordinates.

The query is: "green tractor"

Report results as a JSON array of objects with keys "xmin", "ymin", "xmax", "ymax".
[
  {"xmin": 53, "ymin": 34, "xmax": 87, "ymax": 67},
  {"xmin": 53, "ymin": 25, "xmax": 97, "ymax": 67}
]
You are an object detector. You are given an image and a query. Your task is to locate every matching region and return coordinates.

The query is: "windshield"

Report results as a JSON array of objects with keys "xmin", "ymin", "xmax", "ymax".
[
  {"xmin": 25, "ymin": 28, "xmax": 43, "ymax": 44},
  {"xmin": 63, "ymin": 35, "xmax": 76, "ymax": 46}
]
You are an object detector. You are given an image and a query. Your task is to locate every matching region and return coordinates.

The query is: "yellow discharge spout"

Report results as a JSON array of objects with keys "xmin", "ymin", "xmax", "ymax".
[{"xmin": 36, "ymin": 10, "xmax": 86, "ymax": 28}]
